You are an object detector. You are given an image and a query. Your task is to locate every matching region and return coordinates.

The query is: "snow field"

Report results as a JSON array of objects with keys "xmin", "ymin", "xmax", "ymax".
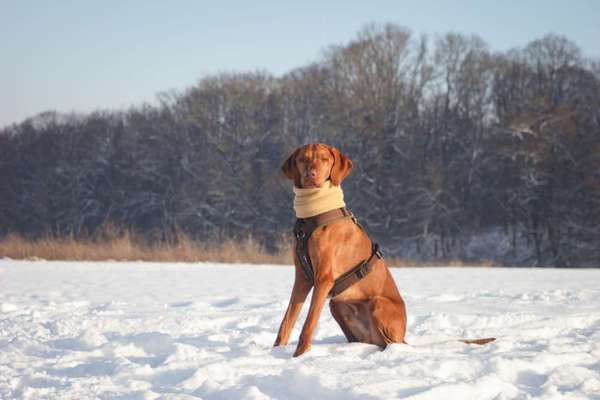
[{"xmin": 1, "ymin": 260, "xmax": 599, "ymax": 399}]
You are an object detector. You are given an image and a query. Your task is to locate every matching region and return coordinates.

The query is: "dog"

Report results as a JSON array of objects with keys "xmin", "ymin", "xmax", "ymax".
[
  {"xmin": 273, "ymin": 143, "xmax": 495, "ymax": 357},
  {"xmin": 273, "ymin": 143, "xmax": 407, "ymax": 357}
]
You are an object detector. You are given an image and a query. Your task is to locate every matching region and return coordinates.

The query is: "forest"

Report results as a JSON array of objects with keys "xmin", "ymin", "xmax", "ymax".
[{"xmin": 1, "ymin": 24, "xmax": 599, "ymax": 266}]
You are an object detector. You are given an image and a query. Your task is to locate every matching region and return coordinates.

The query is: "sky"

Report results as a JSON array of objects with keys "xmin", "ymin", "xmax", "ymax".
[{"xmin": 1, "ymin": 0, "xmax": 599, "ymax": 128}]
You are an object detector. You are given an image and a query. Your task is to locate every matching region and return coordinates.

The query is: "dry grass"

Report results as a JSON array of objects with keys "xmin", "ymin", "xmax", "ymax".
[
  {"xmin": 0, "ymin": 224, "xmax": 496, "ymax": 267},
  {"xmin": 0, "ymin": 225, "xmax": 292, "ymax": 265},
  {"xmin": 389, "ymin": 258, "xmax": 497, "ymax": 268}
]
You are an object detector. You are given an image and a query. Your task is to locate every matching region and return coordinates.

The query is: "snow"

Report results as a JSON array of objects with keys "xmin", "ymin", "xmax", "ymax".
[{"xmin": 1, "ymin": 260, "xmax": 599, "ymax": 399}]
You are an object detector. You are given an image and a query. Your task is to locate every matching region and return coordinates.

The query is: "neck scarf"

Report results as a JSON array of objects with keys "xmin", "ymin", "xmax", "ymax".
[{"xmin": 293, "ymin": 180, "xmax": 346, "ymax": 218}]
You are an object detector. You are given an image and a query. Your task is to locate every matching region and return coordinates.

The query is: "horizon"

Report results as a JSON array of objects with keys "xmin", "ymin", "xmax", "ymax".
[{"xmin": 2, "ymin": 0, "xmax": 600, "ymax": 128}]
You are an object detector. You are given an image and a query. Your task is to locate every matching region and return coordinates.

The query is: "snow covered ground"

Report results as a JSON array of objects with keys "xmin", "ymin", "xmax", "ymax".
[{"xmin": 1, "ymin": 260, "xmax": 599, "ymax": 399}]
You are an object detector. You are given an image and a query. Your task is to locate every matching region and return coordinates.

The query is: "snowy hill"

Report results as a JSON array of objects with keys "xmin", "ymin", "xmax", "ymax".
[{"xmin": 1, "ymin": 260, "xmax": 599, "ymax": 399}]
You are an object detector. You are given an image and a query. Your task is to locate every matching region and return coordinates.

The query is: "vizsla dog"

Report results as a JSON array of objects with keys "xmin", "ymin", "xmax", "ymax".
[
  {"xmin": 274, "ymin": 143, "xmax": 494, "ymax": 357},
  {"xmin": 274, "ymin": 143, "xmax": 407, "ymax": 357}
]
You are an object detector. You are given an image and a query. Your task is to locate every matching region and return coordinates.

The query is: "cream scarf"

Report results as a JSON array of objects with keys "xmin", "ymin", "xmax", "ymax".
[{"xmin": 293, "ymin": 180, "xmax": 346, "ymax": 218}]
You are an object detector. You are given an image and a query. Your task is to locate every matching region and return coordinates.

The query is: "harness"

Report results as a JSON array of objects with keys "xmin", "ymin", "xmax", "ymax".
[{"xmin": 293, "ymin": 207, "xmax": 384, "ymax": 298}]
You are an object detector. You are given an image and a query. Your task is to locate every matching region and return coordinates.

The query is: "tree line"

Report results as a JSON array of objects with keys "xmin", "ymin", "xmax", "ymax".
[{"xmin": 1, "ymin": 24, "xmax": 599, "ymax": 266}]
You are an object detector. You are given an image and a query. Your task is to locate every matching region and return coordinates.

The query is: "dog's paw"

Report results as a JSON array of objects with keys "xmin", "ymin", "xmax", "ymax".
[{"xmin": 293, "ymin": 341, "xmax": 311, "ymax": 357}]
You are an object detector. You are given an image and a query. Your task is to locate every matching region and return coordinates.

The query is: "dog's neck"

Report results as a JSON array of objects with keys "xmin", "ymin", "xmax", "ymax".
[{"xmin": 293, "ymin": 180, "xmax": 346, "ymax": 219}]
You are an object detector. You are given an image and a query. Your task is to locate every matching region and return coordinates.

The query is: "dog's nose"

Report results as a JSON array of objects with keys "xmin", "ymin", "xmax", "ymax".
[{"xmin": 308, "ymin": 169, "xmax": 317, "ymax": 178}]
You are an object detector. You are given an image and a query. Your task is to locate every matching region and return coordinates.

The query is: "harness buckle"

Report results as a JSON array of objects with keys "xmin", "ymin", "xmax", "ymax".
[
  {"xmin": 373, "ymin": 243, "xmax": 384, "ymax": 259},
  {"xmin": 355, "ymin": 262, "xmax": 369, "ymax": 278}
]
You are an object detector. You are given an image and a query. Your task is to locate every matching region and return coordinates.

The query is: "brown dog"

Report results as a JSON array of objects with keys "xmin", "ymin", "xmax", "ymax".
[{"xmin": 274, "ymin": 143, "xmax": 407, "ymax": 357}]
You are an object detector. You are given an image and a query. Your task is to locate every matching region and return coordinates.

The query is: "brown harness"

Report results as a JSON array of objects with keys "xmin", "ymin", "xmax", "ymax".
[{"xmin": 293, "ymin": 207, "xmax": 383, "ymax": 298}]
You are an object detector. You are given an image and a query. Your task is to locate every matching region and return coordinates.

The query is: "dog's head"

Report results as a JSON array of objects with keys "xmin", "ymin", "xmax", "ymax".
[{"xmin": 281, "ymin": 143, "xmax": 353, "ymax": 188}]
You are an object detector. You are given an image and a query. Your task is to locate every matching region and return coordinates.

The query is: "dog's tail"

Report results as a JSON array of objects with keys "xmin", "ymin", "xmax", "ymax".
[
  {"xmin": 459, "ymin": 337, "xmax": 496, "ymax": 345},
  {"xmin": 399, "ymin": 338, "xmax": 495, "ymax": 347}
]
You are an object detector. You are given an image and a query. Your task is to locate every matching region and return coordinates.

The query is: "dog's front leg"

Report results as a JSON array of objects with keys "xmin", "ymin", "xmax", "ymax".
[
  {"xmin": 274, "ymin": 267, "xmax": 312, "ymax": 347},
  {"xmin": 293, "ymin": 267, "xmax": 334, "ymax": 357}
]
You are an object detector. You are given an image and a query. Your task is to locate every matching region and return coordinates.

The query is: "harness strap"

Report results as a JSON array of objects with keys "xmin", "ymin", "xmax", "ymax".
[
  {"xmin": 328, "ymin": 243, "xmax": 383, "ymax": 298},
  {"xmin": 294, "ymin": 208, "xmax": 353, "ymax": 285},
  {"xmin": 294, "ymin": 207, "xmax": 383, "ymax": 298}
]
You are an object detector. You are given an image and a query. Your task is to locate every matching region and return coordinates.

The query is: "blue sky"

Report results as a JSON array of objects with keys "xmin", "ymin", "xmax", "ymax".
[{"xmin": 1, "ymin": 0, "xmax": 599, "ymax": 127}]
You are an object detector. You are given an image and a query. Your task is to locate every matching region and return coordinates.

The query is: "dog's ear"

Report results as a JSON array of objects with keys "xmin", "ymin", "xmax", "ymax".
[
  {"xmin": 329, "ymin": 146, "xmax": 353, "ymax": 186},
  {"xmin": 281, "ymin": 148, "xmax": 302, "ymax": 187}
]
